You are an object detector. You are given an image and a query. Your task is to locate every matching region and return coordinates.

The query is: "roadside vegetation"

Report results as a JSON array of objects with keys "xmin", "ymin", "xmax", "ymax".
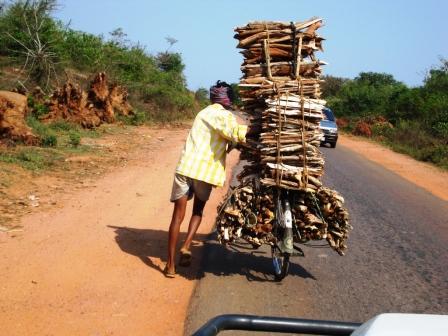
[
  {"xmin": 0, "ymin": 0, "xmax": 210, "ymax": 171},
  {"xmin": 3, "ymin": 1, "xmax": 445, "ymax": 171},
  {"xmin": 0, "ymin": 0, "xmax": 209, "ymax": 120},
  {"xmin": 0, "ymin": 113, "xmax": 103, "ymax": 170},
  {"xmin": 322, "ymin": 60, "xmax": 448, "ymax": 169}
]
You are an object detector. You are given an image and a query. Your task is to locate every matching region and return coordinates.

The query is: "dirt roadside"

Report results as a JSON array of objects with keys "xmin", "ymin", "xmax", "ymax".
[
  {"xmin": 339, "ymin": 134, "xmax": 448, "ymax": 202},
  {"xmin": 0, "ymin": 127, "xmax": 446, "ymax": 336},
  {"xmin": 0, "ymin": 125, "xmax": 238, "ymax": 336}
]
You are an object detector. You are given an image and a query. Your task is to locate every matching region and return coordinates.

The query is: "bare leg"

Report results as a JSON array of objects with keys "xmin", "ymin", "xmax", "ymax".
[
  {"xmin": 166, "ymin": 195, "xmax": 188, "ymax": 273},
  {"xmin": 181, "ymin": 196, "xmax": 207, "ymax": 252}
]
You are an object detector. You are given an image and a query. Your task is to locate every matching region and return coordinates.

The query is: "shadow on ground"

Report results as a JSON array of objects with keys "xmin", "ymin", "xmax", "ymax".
[{"xmin": 108, "ymin": 226, "xmax": 315, "ymax": 282}]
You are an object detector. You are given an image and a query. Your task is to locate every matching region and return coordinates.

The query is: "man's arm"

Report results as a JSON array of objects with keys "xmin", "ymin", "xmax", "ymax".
[{"xmin": 204, "ymin": 110, "xmax": 248, "ymax": 144}]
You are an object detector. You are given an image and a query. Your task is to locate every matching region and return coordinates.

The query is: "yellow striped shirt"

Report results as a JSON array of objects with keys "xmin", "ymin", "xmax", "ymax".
[{"xmin": 176, "ymin": 104, "xmax": 247, "ymax": 187}]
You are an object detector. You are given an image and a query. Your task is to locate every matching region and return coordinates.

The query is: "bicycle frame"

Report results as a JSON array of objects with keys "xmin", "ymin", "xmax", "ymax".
[{"xmin": 271, "ymin": 188, "xmax": 305, "ymax": 280}]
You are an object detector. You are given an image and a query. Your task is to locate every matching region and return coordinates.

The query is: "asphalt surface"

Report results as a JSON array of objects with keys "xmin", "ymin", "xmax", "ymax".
[{"xmin": 185, "ymin": 144, "xmax": 448, "ymax": 335}]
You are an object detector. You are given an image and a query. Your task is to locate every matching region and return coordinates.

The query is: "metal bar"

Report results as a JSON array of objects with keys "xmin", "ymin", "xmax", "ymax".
[{"xmin": 192, "ymin": 314, "xmax": 362, "ymax": 336}]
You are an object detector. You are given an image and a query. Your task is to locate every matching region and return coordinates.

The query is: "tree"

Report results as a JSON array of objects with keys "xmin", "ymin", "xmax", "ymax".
[
  {"xmin": 109, "ymin": 27, "xmax": 129, "ymax": 48},
  {"xmin": 355, "ymin": 72, "xmax": 399, "ymax": 87},
  {"xmin": 230, "ymin": 83, "xmax": 242, "ymax": 106},
  {"xmin": 1, "ymin": 0, "xmax": 62, "ymax": 90},
  {"xmin": 423, "ymin": 57, "xmax": 448, "ymax": 93},
  {"xmin": 61, "ymin": 29, "xmax": 105, "ymax": 71},
  {"xmin": 328, "ymin": 71, "xmax": 405, "ymax": 118},
  {"xmin": 194, "ymin": 87, "xmax": 209, "ymax": 106},
  {"xmin": 156, "ymin": 51, "xmax": 184, "ymax": 74},
  {"xmin": 165, "ymin": 36, "xmax": 178, "ymax": 51},
  {"xmin": 320, "ymin": 75, "xmax": 349, "ymax": 98},
  {"xmin": 155, "ymin": 36, "xmax": 184, "ymax": 75},
  {"xmin": 420, "ymin": 58, "xmax": 448, "ymax": 137}
]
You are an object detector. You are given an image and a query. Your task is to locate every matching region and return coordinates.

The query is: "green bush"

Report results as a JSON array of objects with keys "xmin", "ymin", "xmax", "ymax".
[
  {"xmin": 19, "ymin": 147, "xmax": 62, "ymax": 169},
  {"xmin": 25, "ymin": 115, "xmax": 101, "ymax": 150},
  {"xmin": 419, "ymin": 92, "xmax": 448, "ymax": 136},
  {"xmin": 0, "ymin": 146, "xmax": 64, "ymax": 170},
  {"xmin": 17, "ymin": 148, "xmax": 45, "ymax": 166},
  {"xmin": 195, "ymin": 88, "xmax": 210, "ymax": 107},
  {"xmin": 41, "ymin": 133, "xmax": 57, "ymax": 147},
  {"xmin": 326, "ymin": 62, "xmax": 448, "ymax": 169},
  {"xmin": 156, "ymin": 52, "xmax": 185, "ymax": 73},
  {"xmin": 371, "ymin": 123, "xmax": 394, "ymax": 138},
  {"xmin": 26, "ymin": 115, "xmax": 46, "ymax": 132},
  {"xmin": 0, "ymin": 153, "xmax": 19, "ymax": 165},
  {"xmin": 49, "ymin": 120, "xmax": 79, "ymax": 132},
  {"xmin": 370, "ymin": 120, "xmax": 447, "ymax": 168},
  {"xmin": 386, "ymin": 87, "xmax": 423, "ymax": 122},
  {"xmin": 321, "ymin": 75, "xmax": 349, "ymax": 98},
  {"xmin": 26, "ymin": 116, "xmax": 63, "ymax": 147},
  {"xmin": 329, "ymin": 72, "xmax": 407, "ymax": 118},
  {"xmin": 142, "ymin": 80, "xmax": 194, "ymax": 114},
  {"xmin": 61, "ymin": 29, "xmax": 105, "ymax": 72},
  {"xmin": 117, "ymin": 110, "xmax": 148, "ymax": 126},
  {"xmin": 26, "ymin": 116, "xmax": 56, "ymax": 144},
  {"xmin": 433, "ymin": 122, "xmax": 448, "ymax": 139},
  {"xmin": 131, "ymin": 110, "xmax": 148, "ymax": 125},
  {"xmin": 68, "ymin": 131, "xmax": 81, "ymax": 147},
  {"xmin": 28, "ymin": 95, "xmax": 49, "ymax": 117}
]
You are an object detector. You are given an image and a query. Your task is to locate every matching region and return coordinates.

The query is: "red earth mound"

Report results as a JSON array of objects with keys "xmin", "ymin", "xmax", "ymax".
[
  {"xmin": 353, "ymin": 121, "xmax": 372, "ymax": 137},
  {"xmin": 0, "ymin": 91, "xmax": 40, "ymax": 145},
  {"xmin": 42, "ymin": 72, "xmax": 133, "ymax": 128},
  {"xmin": 0, "ymin": 73, "xmax": 133, "ymax": 144}
]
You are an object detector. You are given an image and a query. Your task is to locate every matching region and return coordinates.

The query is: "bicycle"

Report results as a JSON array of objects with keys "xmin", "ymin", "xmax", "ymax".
[
  {"xmin": 270, "ymin": 187, "xmax": 305, "ymax": 280},
  {"xmin": 217, "ymin": 178, "xmax": 307, "ymax": 281}
]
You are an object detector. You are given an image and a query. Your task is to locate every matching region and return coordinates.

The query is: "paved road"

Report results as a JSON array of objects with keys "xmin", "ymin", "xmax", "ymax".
[{"xmin": 184, "ymin": 145, "xmax": 448, "ymax": 335}]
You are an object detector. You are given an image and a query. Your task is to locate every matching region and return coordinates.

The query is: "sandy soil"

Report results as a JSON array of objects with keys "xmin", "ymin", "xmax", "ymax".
[{"xmin": 0, "ymin": 128, "xmax": 446, "ymax": 336}]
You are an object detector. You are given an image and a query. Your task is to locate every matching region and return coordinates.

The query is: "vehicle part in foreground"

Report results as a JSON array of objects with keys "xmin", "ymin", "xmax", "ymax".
[
  {"xmin": 193, "ymin": 313, "xmax": 448, "ymax": 336},
  {"xmin": 192, "ymin": 314, "xmax": 361, "ymax": 336}
]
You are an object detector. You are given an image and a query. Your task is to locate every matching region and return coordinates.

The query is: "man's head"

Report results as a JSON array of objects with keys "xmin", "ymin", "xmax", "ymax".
[{"xmin": 210, "ymin": 80, "xmax": 234, "ymax": 109}]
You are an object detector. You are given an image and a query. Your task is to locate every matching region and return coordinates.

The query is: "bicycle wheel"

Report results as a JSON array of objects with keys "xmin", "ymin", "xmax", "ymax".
[{"xmin": 271, "ymin": 246, "xmax": 290, "ymax": 281}]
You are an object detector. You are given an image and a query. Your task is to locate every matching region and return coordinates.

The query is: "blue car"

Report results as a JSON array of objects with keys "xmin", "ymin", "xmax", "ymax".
[{"xmin": 320, "ymin": 107, "xmax": 338, "ymax": 148}]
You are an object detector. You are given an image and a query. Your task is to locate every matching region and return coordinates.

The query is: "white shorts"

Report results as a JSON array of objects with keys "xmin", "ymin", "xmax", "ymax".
[{"xmin": 170, "ymin": 173, "xmax": 213, "ymax": 202}]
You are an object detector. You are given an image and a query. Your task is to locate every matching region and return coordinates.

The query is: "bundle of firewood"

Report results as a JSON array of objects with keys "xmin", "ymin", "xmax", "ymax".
[
  {"xmin": 216, "ymin": 182, "xmax": 351, "ymax": 255},
  {"xmin": 235, "ymin": 18, "xmax": 327, "ymax": 188},
  {"xmin": 215, "ymin": 18, "xmax": 352, "ymax": 255}
]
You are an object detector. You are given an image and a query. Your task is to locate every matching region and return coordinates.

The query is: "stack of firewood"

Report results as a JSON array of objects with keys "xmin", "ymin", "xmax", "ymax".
[
  {"xmin": 216, "ymin": 182, "xmax": 351, "ymax": 255},
  {"xmin": 235, "ymin": 18, "xmax": 327, "ymax": 190},
  {"xmin": 215, "ymin": 18, "xmax": 352, "ymax": 255}
]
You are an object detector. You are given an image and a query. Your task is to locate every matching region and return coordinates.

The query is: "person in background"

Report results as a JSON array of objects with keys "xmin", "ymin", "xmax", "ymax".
[{"xmin": 164, "ymin": 81, "xmax": 247, "ymax": 278}]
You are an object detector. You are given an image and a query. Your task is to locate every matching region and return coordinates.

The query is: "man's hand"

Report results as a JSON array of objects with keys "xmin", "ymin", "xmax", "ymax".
[
  {"xmin": 245, "ymin": 125, "xmax": 259, "ymax": 138},
  {"xmin": 227, "ymin": 142, "xmax": 237, "ymax": 153}
]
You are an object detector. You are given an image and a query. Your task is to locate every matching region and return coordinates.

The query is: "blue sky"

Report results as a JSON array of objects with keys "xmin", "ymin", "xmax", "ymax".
[{"xmin": 54, "ymin": 0, "xmax": 448, "ymax": 90}]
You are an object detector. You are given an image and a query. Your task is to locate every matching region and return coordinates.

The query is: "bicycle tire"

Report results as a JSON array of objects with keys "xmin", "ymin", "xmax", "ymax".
[{"xmin": 272, "ymin": 247, "xmax": 290, "ymax": 281}]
